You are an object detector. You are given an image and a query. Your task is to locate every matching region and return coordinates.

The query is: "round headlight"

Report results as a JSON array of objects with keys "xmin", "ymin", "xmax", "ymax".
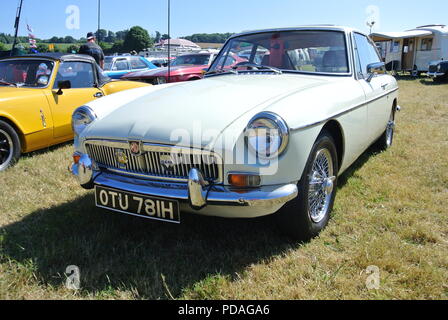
[
  {"xmin": 246, "ymin": 112, "xmax": 289, "ymax": 159},
  {"xmin": 72, "ymin": 106, "xmax": 97, "ymax": 136}
]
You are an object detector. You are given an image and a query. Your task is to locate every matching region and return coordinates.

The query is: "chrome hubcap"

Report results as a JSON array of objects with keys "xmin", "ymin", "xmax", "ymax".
[
  {"xmin": 308, "ymin": 149, "xmax": 335, "ymax": 223},
  {"xmin": 0, "ymin": 129, "xmax": 13, "ymax": 171},
  {"xmin": 386, "ymin": 112, "xmax": 395, "ymax": 146}
]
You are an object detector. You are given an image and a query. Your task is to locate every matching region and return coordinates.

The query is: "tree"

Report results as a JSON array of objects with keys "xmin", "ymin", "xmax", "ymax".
[
  {"xmin": 36, "ymin": 43, "xmax": 49, "ymax": 53},
  {"xmin": 154, "ymin": 31, "xmax": 161, "ymax": 43},
  {"xmin": 0, "ymin": 42, "xmax": 7, "ymax": 51},
  {"xmin": 64, "ymin": 36, "xmax": 76, "ymax": 43},
  {"xmin": 66, "ymin": 44, "xmax": 80, "ymax": 53},
  {"xmin": 116, "ymin": 30, "xmax": 128, "ymax": 41},
  {"xmin": 96, "ymin": 29, "xmax": 108, "ymax": 42},
  {"xmin": 105, "ymin": 31, "xmax": 116, "ymax": 43},
  {"xmin": 161, "ymin": 34, "xmax": 170, "ymax": 40},
  {"xmin": 122, "ymin": 26, "xmax": 153, "ymax": 53},
  {"xmin": 110, "ymin": 40, "xmax": 124, "ymax": 53}
]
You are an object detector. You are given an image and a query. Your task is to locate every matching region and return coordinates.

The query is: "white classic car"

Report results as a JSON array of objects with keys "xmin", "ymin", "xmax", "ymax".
[{"xmin": 70, "ymin": 26, "xmax": 400, "ymax": 240}]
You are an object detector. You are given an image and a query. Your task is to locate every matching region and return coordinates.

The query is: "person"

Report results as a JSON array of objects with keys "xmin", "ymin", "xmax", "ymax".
[{"xmin": 78, "ymin": 32, "xmax": 105, "ymax": 68}]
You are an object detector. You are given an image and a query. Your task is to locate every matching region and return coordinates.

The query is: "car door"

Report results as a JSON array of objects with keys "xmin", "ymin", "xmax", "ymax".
[
  {"xmin": 353, "ymin": 33, "xmax": 393, "ymax": 142},
  {"xmin": 48, "ymin": 60, "xmax": 104, "ymax": 139}
]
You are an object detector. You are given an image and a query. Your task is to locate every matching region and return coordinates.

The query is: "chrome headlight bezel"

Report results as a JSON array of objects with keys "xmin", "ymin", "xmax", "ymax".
[
  {"xmin": 72, "ymin": 106, "xmax": 97, "ymax": 136},
  {"xmin": 245, "ymin": 112, "xmax": 289, "ymax": 160}
]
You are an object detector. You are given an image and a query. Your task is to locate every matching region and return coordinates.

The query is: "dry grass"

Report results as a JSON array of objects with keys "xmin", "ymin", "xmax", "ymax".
[{"xmin": 0, "ymin": 78, "xmax": 447, "ymax": 300}]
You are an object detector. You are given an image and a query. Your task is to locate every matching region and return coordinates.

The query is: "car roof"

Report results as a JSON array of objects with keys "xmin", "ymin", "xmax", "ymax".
[
  {"xmin": 0, "ymin": 52, "xmax": 96, "ymax": 63},
  {"xmin": 230, "ymin": 25, "xmax": 363, "ymax": 38}
]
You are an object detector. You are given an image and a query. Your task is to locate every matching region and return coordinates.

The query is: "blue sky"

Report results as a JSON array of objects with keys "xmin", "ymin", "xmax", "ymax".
[{"xmin": 0, "ymin": 0, "xmax": 446, "ymax": 40}]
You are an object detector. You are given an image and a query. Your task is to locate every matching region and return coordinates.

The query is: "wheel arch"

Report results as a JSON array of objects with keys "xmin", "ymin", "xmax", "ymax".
[
  {"xmin": 0, "ymin": 115, "xmax": 25, "ymax": 152},
  {"xmin": 320, "ymin": 120, "xmax": 345, "ymax": 172}
]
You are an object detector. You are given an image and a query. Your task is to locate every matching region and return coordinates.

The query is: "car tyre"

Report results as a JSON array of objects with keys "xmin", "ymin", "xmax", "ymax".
[
  {"xmin": 276, "ymin": 130, "xmax": 339, "ymax": 241},
  {"xmin": 376, "ymin": 107, "xmax": 396, "ymax": 150},
  {"xmin": 0, "ymin": 120, "xmax": 21, "ymax": 171}
]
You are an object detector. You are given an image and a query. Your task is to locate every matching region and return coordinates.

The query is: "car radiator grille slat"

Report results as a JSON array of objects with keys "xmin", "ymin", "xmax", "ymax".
[{"xmin": 86, "ymin": 143, "xmax": 220, "ymax": 182}]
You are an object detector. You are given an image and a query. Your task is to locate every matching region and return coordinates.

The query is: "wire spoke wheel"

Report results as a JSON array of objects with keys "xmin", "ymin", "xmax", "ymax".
[
  {"xmin": 308, "ymin": 148, "xmax": 336, "ymax": 223},
  {"xmin": 386, "ymin": 111, "xmax": 395, "ymax": 147},
  {"xmin": 0, "ymin": 129, "xmax": 13, "ymax": 171}
]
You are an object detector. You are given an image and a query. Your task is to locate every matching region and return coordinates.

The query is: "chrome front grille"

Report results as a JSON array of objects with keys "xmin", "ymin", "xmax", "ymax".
[{"xmin": 85, "ymin": 140, "xmax": 222, "ymax": 182}]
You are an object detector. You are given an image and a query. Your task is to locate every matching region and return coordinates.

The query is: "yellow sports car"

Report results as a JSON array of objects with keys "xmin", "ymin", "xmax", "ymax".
[{"xmin": 0, "ymin": 53, "xmax": 150, "ymax": 171}]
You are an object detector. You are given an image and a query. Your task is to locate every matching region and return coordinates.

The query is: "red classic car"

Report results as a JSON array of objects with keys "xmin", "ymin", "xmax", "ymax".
[{"xmin": 122, "ymin": 52, "xmax": 245, "ymax": 84}]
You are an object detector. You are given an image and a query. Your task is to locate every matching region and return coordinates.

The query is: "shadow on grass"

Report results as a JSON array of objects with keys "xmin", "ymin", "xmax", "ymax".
[
  {"xmin": 418, "ymin": 78, "xmax": 448, "ymax": 86},
  {"xmin": 338, "ymin": 144, "xmax": 382, "ymax": 188},
  {"xmin": 0, "ymin": 192, "xmax": 293, "ymax": 299},
  {"xmin": 0, "ymin": 143, "xmax": 383, "ymax": 299},
  {"xmin": 23, "ymin": 140, "xmax": 73, "ymax": 158}
]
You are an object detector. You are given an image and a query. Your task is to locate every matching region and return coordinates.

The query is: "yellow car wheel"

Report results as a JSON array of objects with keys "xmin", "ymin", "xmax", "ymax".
[{"xmin": 0, "ymin": 120, "xmax": 21, "ymax": 171}]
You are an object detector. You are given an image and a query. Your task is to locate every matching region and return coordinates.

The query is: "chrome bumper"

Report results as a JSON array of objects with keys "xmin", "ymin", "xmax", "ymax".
[
  {"xmin": 70, "ymin": 154, "xmax": 298, "ymax": 216},
  {"xmin": 427, "ymin": 72, "xmax": 445, "ymax": 78}
]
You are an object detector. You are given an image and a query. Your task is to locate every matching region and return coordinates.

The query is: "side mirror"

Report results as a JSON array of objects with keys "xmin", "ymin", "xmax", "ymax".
[
  {"xmin": 366, "ymin": 62, "xmax": 386, "ymax": 82},
  {"xmin": 56, "ymin": 80, "xmax": 71, "ymax": 95}
]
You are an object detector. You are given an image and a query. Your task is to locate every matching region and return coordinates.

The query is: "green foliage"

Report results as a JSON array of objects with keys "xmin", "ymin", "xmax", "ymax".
[
  {"xmin": 154, "ymin": 31, "xmax": 161, "ymax": 43},
  {"xmin": 122, "ymin": 26, "xmax": 153, "ymax": 53},
  {"xmin": 36, "ymin": 43, "xmax": 49, "ymax": 53},
  {"xmin": 64, "ymin": 36, "xmax": 77, "ymax": 44},
  {"xmin": 96, "ymin": 29, "xmax": 108, "ymax": 42},
  {"xmin": 66, "ymin": 44, "xmax": 80, "ymax": 54},
  {"xmin": 108, "ymin": 40, "xmax": 124, "ymax": 54},
  {"xmin": 0, "ymin": 42, "xmax": 7, "ymax": 51}
]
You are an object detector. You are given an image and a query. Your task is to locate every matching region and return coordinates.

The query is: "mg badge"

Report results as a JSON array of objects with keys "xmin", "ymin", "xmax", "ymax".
[
  {"xmin": 129, "ymin": 141, "xmax": 142, "ymax": 155},
  {"xmin": 160, "ymin": 154, "xmax": 175, "ymax": 172},
  {"xmin": 115, "ymin": 150, "xmax": 128, "ymax": 168}
]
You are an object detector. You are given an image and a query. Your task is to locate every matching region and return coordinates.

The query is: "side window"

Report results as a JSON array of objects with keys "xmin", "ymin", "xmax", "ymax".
[
  {"xmin": 114, "ymin": 59, "xmax": 130, "ymax": 71},
  {"xmin": 53, "ymin": 61, "xmax": 95, "ymax": 89},
  {"xmin": 354, "ymin": 33, "xmax": 381, "ymax": 79},
  {"xmin": 420, "ymin": 38, "xmax": 433, "ymax": 51},
  {"xmin": 130, "ymin": 57, "xmax": 148, "ymax": 69}
]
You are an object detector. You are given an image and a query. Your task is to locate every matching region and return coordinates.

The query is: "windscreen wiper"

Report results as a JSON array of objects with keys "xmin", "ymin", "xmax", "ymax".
[
  {"xmin": 232, "ymin": 62, "xmax": 282, "ymax": 74},
  {"xmin": 205, "ymin": 68, "xmax": 238, "ymax": 76}
]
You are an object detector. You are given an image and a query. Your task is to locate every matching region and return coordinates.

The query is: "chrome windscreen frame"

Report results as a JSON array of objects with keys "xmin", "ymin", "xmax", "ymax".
[{"xmin": 84, "ymin": 139, "xmax": 224, "ymax": 184}]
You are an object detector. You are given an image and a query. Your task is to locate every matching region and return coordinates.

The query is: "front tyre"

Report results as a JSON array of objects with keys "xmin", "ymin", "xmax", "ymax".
[
  {"xmin": 0, "ymin": 120, "xmax": 21, "ymax": 171},
  {"xmin": 376, "ymin": 107, "xmax": 396, "ymax": 150},
  {"xmin": 276, "ymin": 131, "xmax": 339, "ymax": 241}
]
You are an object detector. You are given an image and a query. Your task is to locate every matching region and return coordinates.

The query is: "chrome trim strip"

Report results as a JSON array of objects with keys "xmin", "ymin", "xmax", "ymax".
[
  {"xmin": 93, "ymin": 172, "xmax": 298, "ymax": 208},
  {"xmin": 290, "ymin": 88, "xmax": 399, "ymax": 131}
]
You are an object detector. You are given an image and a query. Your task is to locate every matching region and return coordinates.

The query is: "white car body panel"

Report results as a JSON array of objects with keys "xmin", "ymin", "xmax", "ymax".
[{"xmin": 73, "ymin": 26, "xmax": 399, "ymax": 219}]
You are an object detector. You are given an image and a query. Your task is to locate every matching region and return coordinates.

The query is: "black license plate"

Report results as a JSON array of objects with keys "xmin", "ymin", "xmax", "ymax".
[{"xmin": 95, "ymin": 186, "xmax": 180, "ymax": 224}]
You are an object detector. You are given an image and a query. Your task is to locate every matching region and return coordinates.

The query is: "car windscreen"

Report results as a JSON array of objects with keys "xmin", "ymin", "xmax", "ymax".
[
  {"xmin": 209, "ymin": 30, "xmax": 350, "ymax": 75},
  {"xmin": 171, "ymin": 55, "xmax": 210, "ymax": 66},
  {"xmin": 103, "ymin": 57, "xmax": 114, "ymax": 71},
  {"xmin": 0, "ymin": 59, "xmax": 55, "ymax": 87}
]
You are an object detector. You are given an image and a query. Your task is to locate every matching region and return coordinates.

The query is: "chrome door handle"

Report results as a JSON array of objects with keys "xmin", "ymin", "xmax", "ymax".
[{"xmin": 94, "ymin": 92, "xmax": 104, "ymax": 98}]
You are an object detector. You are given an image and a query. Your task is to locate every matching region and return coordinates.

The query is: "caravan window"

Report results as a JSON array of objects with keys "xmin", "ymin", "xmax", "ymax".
[
  {"xmin": 390, "ymin": 41, "xmax": 400, "ymax": 53},
  {"xmin": 420, "ymin": 38, "xmax": 433, "ymax": 51}
]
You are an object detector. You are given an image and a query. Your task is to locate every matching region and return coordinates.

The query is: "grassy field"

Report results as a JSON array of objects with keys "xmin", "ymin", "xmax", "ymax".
[{"xmin": 0, "ymin": 78, "xmax": 447, "ymax": 300}]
